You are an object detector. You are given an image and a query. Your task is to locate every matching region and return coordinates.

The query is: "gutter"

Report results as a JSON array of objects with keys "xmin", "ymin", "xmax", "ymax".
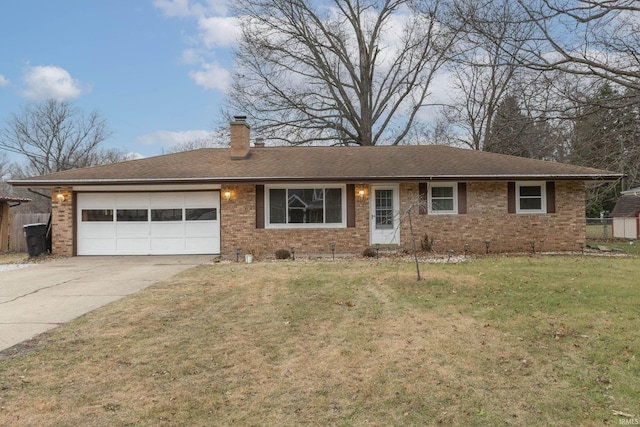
[{"xmin": 10, "ymin": 173, "xmax": 624, "ymax": 187}]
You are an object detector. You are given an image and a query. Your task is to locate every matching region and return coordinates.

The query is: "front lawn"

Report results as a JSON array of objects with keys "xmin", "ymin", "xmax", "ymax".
[
  {"xmin": 0, "ymin": 255, "xmax": 638, "ymax": 425},
  {"xmin": 0, "ymin": 253, "xmax": 28, "ymax": 264}
]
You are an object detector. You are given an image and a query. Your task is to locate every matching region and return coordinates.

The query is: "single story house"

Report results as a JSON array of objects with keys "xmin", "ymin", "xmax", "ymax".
[
  {"xmin": 611, "ymin": 188, "xmax": 640, "ymax": 240},
  {"xmin": 10, "ymin": 118, "xmax": 622, "ymax": 257}
]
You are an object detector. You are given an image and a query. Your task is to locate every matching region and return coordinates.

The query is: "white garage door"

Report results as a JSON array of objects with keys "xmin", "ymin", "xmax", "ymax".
[{"xmin": 77, "ymin": 192, "xmax": 220, "ymax": 255}]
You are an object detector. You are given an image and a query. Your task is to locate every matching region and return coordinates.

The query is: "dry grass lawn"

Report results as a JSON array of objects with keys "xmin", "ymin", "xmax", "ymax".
[
  {"xmin": 0, "ymin": 255, "xmax": 638, "ymax": 426},
  {"xmin": 0, "ymin": 253, "xmax": 28, "ymax": 264}
]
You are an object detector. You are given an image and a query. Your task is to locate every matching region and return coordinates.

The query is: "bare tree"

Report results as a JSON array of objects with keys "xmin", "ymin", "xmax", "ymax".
[
  {"xmin": 493, "ymin": 0, "xmax": 640, "ymax": 106},
  {"xmin": 163, "ymin": 130, "xmax": 231, "ymax": 154},
  {"xmin": 228, "ymin": 0, "xmax": 458, "ymax": 146},
  {"xmin": 440, "ymin": 0, "xmax": 536, "ymax": 150},
  {"xmin": 0, "ymin": 100, "xmax": 119, "ymax": 176},
  {"xmin": 0, "ymin": 152, "xmax": 13, "ymax": 195}
]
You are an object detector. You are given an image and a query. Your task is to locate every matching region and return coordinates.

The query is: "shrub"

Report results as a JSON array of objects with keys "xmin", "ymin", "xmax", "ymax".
[
  {"xmin": 421, "ymin": 234, "xmax": 434, "ymax": 252},
  {"xmin": 362, "ymin": 247, "xmax": 377, "ymax": 258},
  {"xmin": 275, "ymin": 249, "xmax": 291, "ymax": 260}
]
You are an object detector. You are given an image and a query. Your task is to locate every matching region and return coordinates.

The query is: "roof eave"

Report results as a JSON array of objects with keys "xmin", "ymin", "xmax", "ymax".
[{"xmin": 9, "ymin": 172, "xmax": 623, "ymax": 188}]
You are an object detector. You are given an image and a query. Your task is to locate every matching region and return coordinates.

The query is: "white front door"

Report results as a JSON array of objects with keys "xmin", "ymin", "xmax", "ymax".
[{"xmin": 370, "ymin": 184, "xmax": 400, "ymax": 245}]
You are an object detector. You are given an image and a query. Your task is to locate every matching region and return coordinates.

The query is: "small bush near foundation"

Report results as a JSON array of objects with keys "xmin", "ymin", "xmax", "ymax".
[
  {"xmin": 421, "ymin": 234, "xmax": 434, "ymax": 252},
  {"xmin": 362, "ymin": 247, "xmax": 377, "ymax": 258},
  {"xmin": 275, "ymin": 249, "xmax": 291, "ymax": 260}
]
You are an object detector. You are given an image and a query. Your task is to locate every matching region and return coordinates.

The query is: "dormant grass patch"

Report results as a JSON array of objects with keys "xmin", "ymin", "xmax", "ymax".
[
  {"xmin": 0, "ymin": 253, "xmax": 28, "ymax": 264},
  {"xmin": 0, "ymin": 256, "xmax": 638, "ymax": 426}
]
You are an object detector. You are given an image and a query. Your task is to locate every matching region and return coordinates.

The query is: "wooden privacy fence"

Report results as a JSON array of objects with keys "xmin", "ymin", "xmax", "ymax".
[{"xmin": 3, "ymin": 213, "xmax": 51, "ymax": 253}]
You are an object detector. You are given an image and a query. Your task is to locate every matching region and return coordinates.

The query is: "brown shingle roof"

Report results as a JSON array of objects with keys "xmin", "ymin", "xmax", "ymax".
[
  {"xmin": 10, "ymin": 145, "xmax": 622, "ymax": 187},
  {"xmin": 611, "ymin": 195, "xmax": 640, "ymax": 217}
]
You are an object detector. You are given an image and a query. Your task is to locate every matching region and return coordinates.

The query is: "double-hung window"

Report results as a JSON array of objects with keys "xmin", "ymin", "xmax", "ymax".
[
  {"xmin": 516, "ymin": 182, "xmax": 546, "ymax": 213},
  {"xmin": 429, "ymin": 183, "xmax": 458, "ymax": 214},
  {"xmin": 266, "ymin": 185, "xmax": 345, "ymax": 228}
]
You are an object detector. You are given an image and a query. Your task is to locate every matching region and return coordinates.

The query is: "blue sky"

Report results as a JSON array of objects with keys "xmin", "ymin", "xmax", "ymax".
[{"xmin": 0, "ymin": 0, "xmax": 236, "ymax": 160}]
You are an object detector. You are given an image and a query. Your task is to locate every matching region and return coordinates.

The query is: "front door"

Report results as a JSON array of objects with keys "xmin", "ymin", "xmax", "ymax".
[{"xmin": 370, "ymin": 185, "xmax": 400, "ymax": 245}]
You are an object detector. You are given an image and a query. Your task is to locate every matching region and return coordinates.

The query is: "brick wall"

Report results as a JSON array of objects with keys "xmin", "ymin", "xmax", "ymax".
[
  {"xmin": 220, "ymin": 184, "xmax": 370, "ymax": 257},
  {"xmin": 219, "ymin": 181, "xmax": 586, "ymax": 258},
  {"xmin": 49, "ymin": 181, "xmax": 586, "ymax": 257},
  {"xmin": 397, "ymin": 181, "xmax": 586, "ymax": 255},
  {"xmin": 51, "ymin": 187, "xmax": 74, "ymax": 256}
]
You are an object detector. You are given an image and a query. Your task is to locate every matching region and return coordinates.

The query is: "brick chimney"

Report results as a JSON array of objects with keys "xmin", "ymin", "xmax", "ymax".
[{"xmin": 230, "ymin": 116, "xmax": 251, "ymax": 160}]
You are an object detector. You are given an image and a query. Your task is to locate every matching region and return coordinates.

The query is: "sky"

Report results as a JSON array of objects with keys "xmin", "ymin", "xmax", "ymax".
[{"xmin": 0, "ymin": 0, "xmax": 237, "ymax": 160}]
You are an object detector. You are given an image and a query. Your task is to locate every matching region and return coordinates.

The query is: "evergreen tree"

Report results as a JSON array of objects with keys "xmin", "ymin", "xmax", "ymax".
[{"xmin": 571, "ymin": 83, "xmax": 640, "ymax": 215}]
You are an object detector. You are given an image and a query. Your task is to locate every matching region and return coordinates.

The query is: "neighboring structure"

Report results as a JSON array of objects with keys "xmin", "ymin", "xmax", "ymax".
[
  {"xmin": 9, "ymin": 118, "xmax": 622, "ymax": 257},
  {"xmin": 0, "ymin": 196, "xmax": 31, "ymax": 252},
  {"xmin": 611, "ymin": 188, "xmax": 640, "ymax": 240}
]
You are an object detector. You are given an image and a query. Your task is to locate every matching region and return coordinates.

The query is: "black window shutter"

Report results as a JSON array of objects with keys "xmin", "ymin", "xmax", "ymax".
[
  {"xmin": 255, "ymin": 185, "xmax": 265, "ymax": 229},
  {"xmin": 457, "ymin": 182, "xmax": 467, "ymax": 214},
  {"xmin": 346, "ymin": 184, "xmax": 356, "ymax": 227},
  {"xmin": 546, "ymin": 181, "xmax": 556, "ymax": 213},
  {"xmin": 419, "ymin": 182, "xmax": 428, "ymax": 214},
  {"xmin": 507, "ymin": 182, "xmax": 516, "ymax": 214}
]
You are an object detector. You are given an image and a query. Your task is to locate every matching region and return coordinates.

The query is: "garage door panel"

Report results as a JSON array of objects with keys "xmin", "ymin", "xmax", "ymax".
[
  {"xmin": 151, "ymin": 238, "xmax": 186, "ymax": 254},
  {"xmin": 80, "ymin": 223, "xmax": 116, "ymax": 238},
  {"xmin": 79, "ymin": 238, "xmax": 116, "ymax": 255},
  {"xmin": 150, "ymin": 193, "xmax": 184, "ymax": 207},
  {"xmin": 185, "ymin": 222, "xmax": 217, "ymax": 238},
  {"xmin": 77, "ymin": 192, "xmax": 220, "ymax": 255},
  {"xmin": 81, "ymin": 193, "xmax": 116, "ymax": 208},
  {"xmin": 116, "ymin": 238, "xmax": 150, "ymax": 254},
  {"xmin": 115, "ymin": 193, "xmax": 149, "ymax": 207},
  {"xmin": 185, "ymin": 237, "xmax": 219, "ymax": 253},
  {"xmin": 151, "ymin": 223, "xmax": 185, "ymax": 237},
  {"xmin": 184, "ymin": 192, "xmax": 217, "ymax": 205},
  {"xmin": 116, "ymin": 223, "xmax": 150, "ymax": 238}
]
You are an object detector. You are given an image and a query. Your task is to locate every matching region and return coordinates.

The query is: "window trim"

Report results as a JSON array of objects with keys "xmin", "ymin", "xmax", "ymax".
[
  {"xmin": 428, "ymin": 182, "xmax": 458, "ymax": 215},
  {"xmin": 265, "ymin": 184, "xmax": 347, "ymax": 229},
  {"xmin": 516, "ymin": 181, "xmax": 547, "ymax": 214}
]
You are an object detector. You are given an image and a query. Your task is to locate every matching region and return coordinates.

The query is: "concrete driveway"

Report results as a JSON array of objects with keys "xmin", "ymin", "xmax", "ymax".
[{"xmin": 0, "ymin": 255, "xmax": 213, "ymax": 353}]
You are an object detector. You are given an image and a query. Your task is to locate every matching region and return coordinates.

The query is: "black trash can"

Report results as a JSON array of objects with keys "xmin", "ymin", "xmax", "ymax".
[{"xmin": 24, "ymin": 223, "xmax": 47, "ymax": 257}]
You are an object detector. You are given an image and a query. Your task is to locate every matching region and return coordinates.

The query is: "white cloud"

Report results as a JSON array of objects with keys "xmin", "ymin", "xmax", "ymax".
[
  {"xmin": 154, "ymin": 0, "xmax": 236, "ymax": 93},
  {"xmin": 153, "ymin": 0, "xmax": 198, "ymax": 17},
  {"xmin": 21, "ymin": 65, "xmax": 86, "ymax": 101},
  {"xmin": 153, "ymin": 0, "xmax": 227, "ymax": 18},
  {"xmin": 189, "ymin": 62, "xmax": 231, "ymax": 92},
  {"xmin": 198, "ymin": 15, "xmax": 238, "ymax": 47},
  {"xmin": 136, "ymin": 129, "xmax": 216, "ymax": 147},
  {"xmin": 180, "ymin": 48, "xmax": 202, "ymax": 65},
  {"xmin": 0, "ymin": 74, "xmax": 9, "ymax": 86}
]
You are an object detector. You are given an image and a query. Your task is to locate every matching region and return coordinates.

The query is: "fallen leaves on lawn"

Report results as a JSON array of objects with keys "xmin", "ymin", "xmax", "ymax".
[{"xmin": 333, "ymin": 300, "xmax": 355, "ymax": 307}]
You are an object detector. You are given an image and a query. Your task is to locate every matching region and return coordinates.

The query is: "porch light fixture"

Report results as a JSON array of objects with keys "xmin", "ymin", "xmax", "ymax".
[
  {"xmin": 358, "ymin": 188, "xmax": 365, "ymax": 200},
  {"xmin": 223, "ymin": 189, "xmax": 232, "ymax": 201},
  {"xmin": 329, "ymin": 242, "xmax": 336, "ymax": 260},
  {"xmin": 56, "ymin": 191, "xmax": 65, "ymax": 202}
]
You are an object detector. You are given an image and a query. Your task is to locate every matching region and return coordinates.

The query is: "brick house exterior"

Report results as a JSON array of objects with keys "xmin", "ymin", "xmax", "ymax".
[{"xmin": 11, "ymin": 119, "xmax": 621, "ymax": 257}]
